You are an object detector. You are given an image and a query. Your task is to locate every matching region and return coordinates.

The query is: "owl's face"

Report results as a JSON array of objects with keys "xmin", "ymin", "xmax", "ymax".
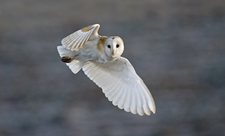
[{"xmin": 104, "ymin": 36, "xmax": 124, "ymax": 58}]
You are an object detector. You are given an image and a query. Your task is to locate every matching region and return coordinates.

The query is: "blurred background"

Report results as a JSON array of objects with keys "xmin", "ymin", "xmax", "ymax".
[{"xmin": 0, "ymin": 0, "xmax": 225, "ymax": 136}]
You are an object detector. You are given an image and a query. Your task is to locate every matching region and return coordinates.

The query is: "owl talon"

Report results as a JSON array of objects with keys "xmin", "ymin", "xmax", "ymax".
[{"xmin": 61, "ymin": 56, "xmax": 72, "ymax": 63}]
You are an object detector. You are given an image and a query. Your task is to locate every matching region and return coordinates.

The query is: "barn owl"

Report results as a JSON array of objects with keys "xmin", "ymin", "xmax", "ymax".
[{"xmin": 57, "ymin": 24, "xmax": 156, "ymax": 116}]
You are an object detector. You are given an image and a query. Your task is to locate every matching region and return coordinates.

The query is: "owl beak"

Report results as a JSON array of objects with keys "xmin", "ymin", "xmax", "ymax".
[{"xmin": 112, "ymin": 50, "xmax": 115, "ymax": 56}]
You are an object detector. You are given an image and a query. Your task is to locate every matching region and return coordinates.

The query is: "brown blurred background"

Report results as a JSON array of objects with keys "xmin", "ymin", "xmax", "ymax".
[{"xmin": 0, "ymin": 0, "xmax": 225, "ymax": 136}]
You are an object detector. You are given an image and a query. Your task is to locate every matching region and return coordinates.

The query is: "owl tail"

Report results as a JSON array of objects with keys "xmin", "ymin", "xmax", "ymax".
[{"xmin": 57, "ymin": 46, "xmax": 83, "ymax": 74}]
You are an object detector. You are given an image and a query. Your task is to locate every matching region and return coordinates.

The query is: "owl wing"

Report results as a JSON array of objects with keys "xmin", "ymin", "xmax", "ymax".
[
  {"xmin": 82, "ymin": 57, "xmax": 156, "ymax": 116},
  {"xmin": 61, "ymin": 24, "xmax": 100, "ymax": 51}
]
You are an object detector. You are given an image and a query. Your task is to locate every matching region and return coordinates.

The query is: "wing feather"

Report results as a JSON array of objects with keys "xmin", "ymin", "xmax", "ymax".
[
  {"xmin": 83, "ymin": 64, "xmax": 96, "ymax": 75},
  {"xmin": 140, "ymin": 81, "xmax": 156, "ymax": 113},
  {"xmin": 74, "ymin": 33, "xmax": 87, "ymax": 49},
  {"xmin": 86, "ymin": 67, "xmax": 99, "ymax": 80},
  {"xmin": 124, "ymin": 87, "xmax": 131, "ymax": 112},
  {"xmin": 137, "ymin": 85, "xmax": 149, "ymax": 115},
  {"xmin": 135, "ymin": 86, "xmax": 144, "ymax": 116},
  {"xmin": 64, "ymin": 33, "xmax": 82, "ymax": 49},
  {"xmin": 77, "ymin": 31, "xmax": 92, "ymax": 49},
  {"xmin": 117, "ymin": 85, "xmax": 127, "ymax": 109},
  {"xmin": 93, "ymin": 72, "xmax": 110, "ymax": 83},
  {"xmin": 66, "ymin": 60, "xmax": 81, "ymax": 74},
  {"xmin": 98, "ymin": 77, "xmax": 112, "ymax": 89},
  {"xmin": 107, "ymin": 80, "xmax": 122, "ymax": 101},
  {"xmin": 130, "ymin": 90, "xmax": 137, "ymax": 114},
  {"xmin": 110, "ymin": 81, "xmax": 123, "ymax": 103},
  {"xmin": 82, "ymin": 57, "xmax": 156, "ymax": 116},
  {"xmin": 104, "ymin": 78, "xmax": 121, "ymax": 97},
  {"xmin": 112, "ymin": 83, "xmax": 125, "ymax": 106},
  {"xmin": 61, "ymin": 24, "xmax": 100, "ymax": 51},
  {"xmin": 138, "ymin": 84, "xmax": 151, "ymax": 115}
]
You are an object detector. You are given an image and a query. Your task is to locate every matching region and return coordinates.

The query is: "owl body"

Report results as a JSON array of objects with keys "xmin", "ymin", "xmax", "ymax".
[
  {"xmin": 61, "ymin": 36, "xmax": 120, "ymax": 63},
  {"xmin": 74, "ymin": 39, "xmax": 104, "ymax": 62},
  {"xmin": 57, "ymin": 24, "xmax": 156, "ymax": 116}
]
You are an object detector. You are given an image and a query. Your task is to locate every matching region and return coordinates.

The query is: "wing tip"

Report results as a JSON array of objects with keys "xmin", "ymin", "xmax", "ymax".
[
  {"xmin": 152, "ymin": 108, "xmax": 156, "ymax": 114},
  {"xmin": 149, "ymin": 102, "xmax": 156, "ymax": 114},
  {"xmin": 92, "ymin": 24, "xmax": 100, "ymax": 27},
  {"xmin": 61, "ymin": 24, "xmax": 100, "ymax": 50}
]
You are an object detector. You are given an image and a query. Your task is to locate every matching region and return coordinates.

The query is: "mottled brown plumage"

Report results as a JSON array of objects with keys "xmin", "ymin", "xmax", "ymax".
[{"xmin": 97, "ymin": 36, "xmax": 108, "ymax": 53}]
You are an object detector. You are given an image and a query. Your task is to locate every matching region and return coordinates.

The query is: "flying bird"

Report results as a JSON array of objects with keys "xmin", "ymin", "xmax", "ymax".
[{"xmin": 57, "ymin": 24, "xmax": 156, "ymax": 116}]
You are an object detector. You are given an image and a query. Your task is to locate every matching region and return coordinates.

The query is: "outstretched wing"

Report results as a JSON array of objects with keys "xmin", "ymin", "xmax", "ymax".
[
  {"xmin": 82, "ymin": 57, "xmax": 156, "ymax": 116},
  {"xmin": 61, "ymin": 24, "xmax": 100, "ymax": 51}
]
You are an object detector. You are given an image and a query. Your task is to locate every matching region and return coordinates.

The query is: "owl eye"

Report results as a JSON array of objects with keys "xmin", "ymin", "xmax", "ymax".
[
  {"xmin": 107, "ymin": 45, "xmax": 111, "ymax": 48},
  {"xmin": 116, "ymin": 44, "xmax": 120, "ymax": 48}
]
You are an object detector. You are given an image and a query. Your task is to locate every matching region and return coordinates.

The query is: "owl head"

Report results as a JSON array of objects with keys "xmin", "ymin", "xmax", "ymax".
[{"xmin": 103, "ymin": 36, "xmax": 124, "ymax": 58}]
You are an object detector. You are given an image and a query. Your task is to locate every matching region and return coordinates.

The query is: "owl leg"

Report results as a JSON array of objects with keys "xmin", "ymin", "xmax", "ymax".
[
  {"xmin": 57, "ymin": 46, "xmax": 78, "ymax": 63},
  {"xmin": 61, "ymin": 55, "xmax": 77, "ymax": 63}
]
